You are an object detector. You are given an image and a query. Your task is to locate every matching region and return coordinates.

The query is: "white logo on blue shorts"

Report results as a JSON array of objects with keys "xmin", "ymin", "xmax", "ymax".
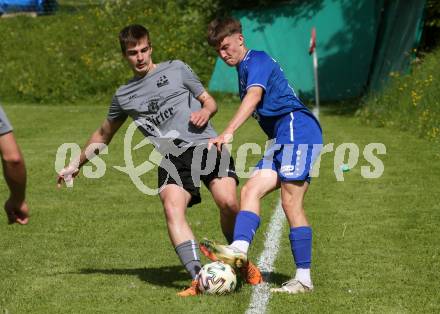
[{"xmin": 280, "ymin": 165, "xmax": 295, "ymax": 175}]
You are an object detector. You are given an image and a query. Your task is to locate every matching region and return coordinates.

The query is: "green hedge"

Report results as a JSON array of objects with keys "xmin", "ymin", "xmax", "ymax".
[
  {"xmin": 0, "ymin": 0, "xmax": 219, "ymax": 104},
  {"xmin": 358, "ymin": 47, "xmax": 440, "ymax": 143}
]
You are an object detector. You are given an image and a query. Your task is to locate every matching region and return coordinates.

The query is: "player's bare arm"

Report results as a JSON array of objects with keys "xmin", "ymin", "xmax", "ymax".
[
  {"xmin": 190, "ymin": 91, "xmax": 217, "ymax": 128},
  {"xmin": 57, "ymin": 118, "xmax": 125, "ymax": 187},
  {"xmin": 209, "ymin": 86, "xmax": 263, "ymax": 150}
]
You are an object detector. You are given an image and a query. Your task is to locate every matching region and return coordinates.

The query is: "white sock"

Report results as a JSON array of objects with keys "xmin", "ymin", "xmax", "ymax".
[
  {"xmin": 230, "ymin": 240, "xmax": 249, "ymax": 254},
  {"xmin": 295, "ymin": 268, "xmax": 312, "ymax": 287}
]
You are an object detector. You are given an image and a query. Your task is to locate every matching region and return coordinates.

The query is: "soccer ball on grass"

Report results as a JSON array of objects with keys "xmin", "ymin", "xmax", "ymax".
[{"xmin": 197, "ymin": 261, "xmax": 237, "ymax": 295}]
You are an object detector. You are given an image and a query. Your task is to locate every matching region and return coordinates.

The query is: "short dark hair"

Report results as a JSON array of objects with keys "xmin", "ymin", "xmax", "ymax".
[
  {"xmin": 119, "ymin": 24, "xmax": 151, "ymax": 54},
  {"xmin": 207, "ymin": 17, "xmax": 242, "ymax": 47}
]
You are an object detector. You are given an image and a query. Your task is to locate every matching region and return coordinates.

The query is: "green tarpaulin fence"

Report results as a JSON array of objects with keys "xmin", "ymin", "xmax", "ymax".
[{"xmin": 209, "ymin": 0, "xmax": 426, "ymax": 101}]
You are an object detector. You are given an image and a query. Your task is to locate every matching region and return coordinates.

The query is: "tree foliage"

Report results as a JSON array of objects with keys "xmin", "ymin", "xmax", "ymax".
[
  {"xmin": 0, "ymin": 0, "xmax": 219, "ymax": 104},
  {"xmin": 420, "ymin": 0, "xmax": 440, "ymax": 51}
]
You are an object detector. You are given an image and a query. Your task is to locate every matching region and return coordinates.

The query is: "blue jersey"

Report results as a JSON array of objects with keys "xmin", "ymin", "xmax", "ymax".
[{"xmin": 237, "ymin": 50, "xmax": 318, "ymax": 139}]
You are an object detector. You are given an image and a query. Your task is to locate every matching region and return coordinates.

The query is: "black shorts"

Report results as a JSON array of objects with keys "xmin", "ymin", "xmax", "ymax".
[{"xmin": 158, "ymin": 144, "xmax": 239, "ymax": 207}]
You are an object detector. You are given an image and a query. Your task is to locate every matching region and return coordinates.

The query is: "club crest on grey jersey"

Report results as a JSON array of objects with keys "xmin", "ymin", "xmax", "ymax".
[
  {"xmin": 139, "ymin": 96, "xmax": 161, "ymax": 114},
  {"xmin": 156, "ymin": 75, "xmax": 169, "ymax": 88}
]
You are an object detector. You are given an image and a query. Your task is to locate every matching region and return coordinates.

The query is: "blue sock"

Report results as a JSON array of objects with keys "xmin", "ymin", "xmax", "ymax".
[
  {"xmin": 289, "ymin": 226, "xmax": 312, "ymax": 269},
  {"xmin": 233, "ymin": 211, "xmax": 261, "ymax": 244}
]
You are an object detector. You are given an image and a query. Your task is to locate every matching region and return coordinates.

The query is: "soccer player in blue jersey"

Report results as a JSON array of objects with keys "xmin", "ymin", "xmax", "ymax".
[{"xmin": 200, "ymin": 17, "xmax": 323, "ymax": 294}]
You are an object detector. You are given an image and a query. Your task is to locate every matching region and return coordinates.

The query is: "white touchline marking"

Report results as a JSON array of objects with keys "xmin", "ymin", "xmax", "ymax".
[{"xmin": 246, "ymin": 199, "xmax": 285, "ymax": 314}]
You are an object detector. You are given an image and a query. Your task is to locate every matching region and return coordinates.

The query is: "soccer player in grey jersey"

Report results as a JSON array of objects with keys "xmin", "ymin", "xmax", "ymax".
[
  {"xmin": 57, "ymin": 24, "xmax": 239, "ymax": 296},
  {"xmin": 0, "ymin": 104, "xmax": 30, "ymax": 225}
]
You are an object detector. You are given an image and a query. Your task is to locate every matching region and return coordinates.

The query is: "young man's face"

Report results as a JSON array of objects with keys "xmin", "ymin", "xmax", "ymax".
[
  {"xmin": 217, "ymin": 33, "xmax": 246, "ymax": 66},
  {"xmin": 124, "ymin": 37, "xmax": 153, "ymax": 77}
]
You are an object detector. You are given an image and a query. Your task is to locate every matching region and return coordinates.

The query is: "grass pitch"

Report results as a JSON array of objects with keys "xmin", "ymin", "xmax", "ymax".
[{"xmin": 1, "ymin": 98, "xmax": 439, "ymax": 313}]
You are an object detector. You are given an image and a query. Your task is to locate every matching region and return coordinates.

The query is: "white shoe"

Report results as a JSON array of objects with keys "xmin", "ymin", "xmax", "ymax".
[{"xmin": 270, "ymin": 279, "xmax": 313, "ymax": 294}]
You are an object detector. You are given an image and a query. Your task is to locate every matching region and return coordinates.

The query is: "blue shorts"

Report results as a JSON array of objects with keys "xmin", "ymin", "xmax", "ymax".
[{"xmin": 255, "ymin": 110, "xmax": 323, "ymax": 182}]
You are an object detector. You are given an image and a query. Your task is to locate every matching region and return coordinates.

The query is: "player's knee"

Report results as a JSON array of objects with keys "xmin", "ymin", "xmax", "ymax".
[
  {"xmin": 219, "ymin": 198, "xmax": 239, "ymax": 215},
  {"xmin": 2, "ymin": 152, "xmax": 24, "ymax": 167},
  {"xmin": 161, "ymin": 198, "xmax": 185, "ymax": 218},
  {"xmin": 162, "ymin": 205, "xmax": 185, "ymax": 222},
  {"xmin": 240, "ymin": 184, "xmax": 263, "ymax": 203},
  {"xmin": 281, "ymin": 197, "xmax": 303, "ymax": 213}
]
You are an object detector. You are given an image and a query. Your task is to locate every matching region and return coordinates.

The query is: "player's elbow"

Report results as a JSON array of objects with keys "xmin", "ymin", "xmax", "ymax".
[
  {"xmin": 96, "ymin": 125, "xmax": 113, "ymax": 143},
  {"xmin": 211, "ymin": 105, "xmax": 218, "ymax": 116},
  {"xmin": 248, "ymin": 88, "xmax": 263, "ymax": 101}
]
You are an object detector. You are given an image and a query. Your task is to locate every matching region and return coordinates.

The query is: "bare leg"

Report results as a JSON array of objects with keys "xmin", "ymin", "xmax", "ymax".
[
  {"xmin": 0, "ymin": 132, "xmax": 29, "ymax": 225},
  {"xmin": 278, "ymin": 180, "xmax": 313, "ymax": 289},
  {"xmin": 230, "ymin": 169, "xmax": 279, "ymax": 252},
  {"xmin": 159, "ymin": 184, "xmax": 193, "ymax": 245},
  {"xmin": 280, "ymin": 180, "xmax": 309, "ymax": 227},
  {"xmin": 160, "ymin": 184, "xmax": 201, "ymax": 281},
  {"xmin": 240, "ymin": 169, "xmax": 280, "ymax": 215},
  {"xmin": 208, "ymin": 177, "xmax": 239, "ymax": 243}
]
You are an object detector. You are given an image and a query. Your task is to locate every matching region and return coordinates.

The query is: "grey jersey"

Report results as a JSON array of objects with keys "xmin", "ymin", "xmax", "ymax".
[
  {"xmin": 0, "ymin": 105, "xmax": 13, "ymax": 135},
  {"xmin": 107, "ymin": 60, "xmax": 217, "ymax": 147}
]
